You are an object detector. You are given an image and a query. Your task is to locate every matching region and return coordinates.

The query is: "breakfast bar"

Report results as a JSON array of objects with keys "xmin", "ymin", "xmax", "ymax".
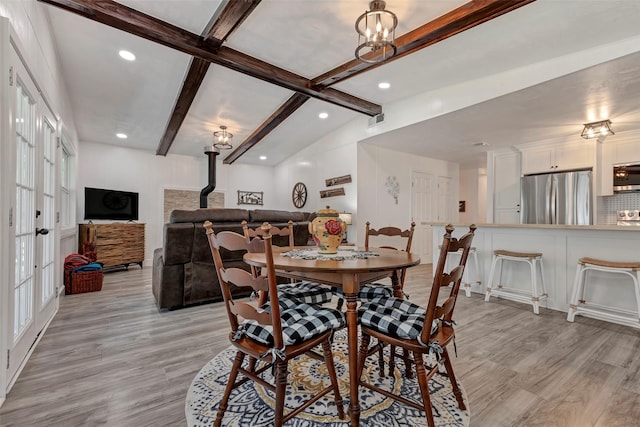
[{"xmin": 431, "ymin": 223, "xmax": 640, "ymax": 324}]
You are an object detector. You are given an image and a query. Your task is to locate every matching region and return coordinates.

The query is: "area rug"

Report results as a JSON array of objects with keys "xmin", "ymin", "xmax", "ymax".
[{"xmin": 186, "ymin": 330, "xmax": 469, "ymax": 426}]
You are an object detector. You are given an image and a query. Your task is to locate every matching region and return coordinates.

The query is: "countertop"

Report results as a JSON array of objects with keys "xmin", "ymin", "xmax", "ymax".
[{"xmin": 427, "ymin": 222, "xmax": 640, "ymax": 231}]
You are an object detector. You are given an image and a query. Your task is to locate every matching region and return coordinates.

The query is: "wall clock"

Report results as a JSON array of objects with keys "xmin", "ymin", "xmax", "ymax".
[{"xmin": 292, "ymin": 182, "xmax": 307, "ymax": 208}]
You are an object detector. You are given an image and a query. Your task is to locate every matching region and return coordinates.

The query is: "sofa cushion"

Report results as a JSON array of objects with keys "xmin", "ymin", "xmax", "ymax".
[
  {"xmin": 249, "ymin": 209, "xmax": 306, "ymax": 223},
  {"xmin": 170, "ymin": 208, "xmax": 249, "ymax": 224}
]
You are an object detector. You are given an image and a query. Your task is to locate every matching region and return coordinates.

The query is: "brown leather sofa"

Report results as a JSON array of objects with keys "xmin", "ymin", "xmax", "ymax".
[{"xmin": 152, "ymin": 208, "xmax": 312, "ymax": 310}]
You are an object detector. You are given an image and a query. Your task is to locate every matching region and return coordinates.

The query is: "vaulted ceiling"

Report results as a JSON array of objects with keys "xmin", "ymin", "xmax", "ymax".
[{"xmin": 41, "ymin": 0, "xmax": 640, "ymax": 168}]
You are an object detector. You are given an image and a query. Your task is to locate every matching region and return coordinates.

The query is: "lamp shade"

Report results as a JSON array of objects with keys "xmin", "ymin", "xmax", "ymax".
[{"xmin": 339, "ymin": 212, "xmax": 353, "ymax": 225}]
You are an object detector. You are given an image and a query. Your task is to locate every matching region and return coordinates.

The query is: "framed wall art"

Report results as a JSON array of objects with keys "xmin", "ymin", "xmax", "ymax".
[{"xmin": 237, "ymin": 191, "xmax": 263, "ymax": 205}]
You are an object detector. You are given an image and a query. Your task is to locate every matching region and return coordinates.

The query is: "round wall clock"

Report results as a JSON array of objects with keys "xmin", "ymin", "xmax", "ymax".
[{"xmin": 292, "ymin": 182, "xmax": 307, "ymax": 208}]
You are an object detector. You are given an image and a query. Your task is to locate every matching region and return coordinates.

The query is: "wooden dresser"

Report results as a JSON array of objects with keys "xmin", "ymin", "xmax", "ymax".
[{"xmin": 78, "ymin": 223, "xmax": 145, "ymax": 269}]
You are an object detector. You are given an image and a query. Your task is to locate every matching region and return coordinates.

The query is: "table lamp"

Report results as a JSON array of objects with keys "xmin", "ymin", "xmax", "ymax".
[{"xmin": 338, "ymin": 212, "xmax": 353, "ymax": 243}]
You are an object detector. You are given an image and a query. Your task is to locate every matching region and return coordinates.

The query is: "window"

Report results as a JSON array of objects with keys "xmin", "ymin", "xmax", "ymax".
[{"xmin": 60, "ymin": 134, "xmax": 75, "ymax": 227}]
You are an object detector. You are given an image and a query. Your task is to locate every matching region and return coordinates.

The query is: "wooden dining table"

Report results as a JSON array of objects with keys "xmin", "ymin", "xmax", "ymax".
[{"xmin": 243, "ymin": 246, "xmax": 421, "ymax": 426}]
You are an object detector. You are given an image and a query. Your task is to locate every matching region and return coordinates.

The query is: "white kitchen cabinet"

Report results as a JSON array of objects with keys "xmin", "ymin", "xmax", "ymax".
[
  {"xmin": 522, "ymin": 142, "xmax": 595, "ymax": 175},
  {"xmin": 613, "ymin": 140, "xmax": 640, "ymax": 165},
  {"xmin": 492, "ymin": 150, "xmax": 521, "ymax": 224}
]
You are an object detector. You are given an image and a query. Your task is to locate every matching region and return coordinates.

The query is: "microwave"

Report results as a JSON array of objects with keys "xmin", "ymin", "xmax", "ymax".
[{"xmin": 614, "ymin": 164, "xmax": 640, "ymax": 192}]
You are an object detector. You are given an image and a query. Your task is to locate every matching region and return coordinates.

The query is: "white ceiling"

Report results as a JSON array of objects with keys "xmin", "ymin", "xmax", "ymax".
[{"xmin": 44, "ymin": 0, "xmax": 640, "ymax": 168}]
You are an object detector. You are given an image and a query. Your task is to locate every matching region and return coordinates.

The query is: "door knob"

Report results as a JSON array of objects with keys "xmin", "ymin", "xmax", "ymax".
[{"xmin": 35, "ymin": 228, "xmax": 49, "ymax": 236}]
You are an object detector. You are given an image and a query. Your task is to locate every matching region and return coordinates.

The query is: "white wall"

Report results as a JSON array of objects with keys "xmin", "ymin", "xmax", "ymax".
[
  {"xmin": 274, "ymin": 120, "xmax": 361, "ymax": 238},
  {"xmin": 77, "ymin": 141, "xmax": 277, "ymax": 264},
  {"xmin": 459, "ymin": 167, "xmax": 487, "ymax": 224}
]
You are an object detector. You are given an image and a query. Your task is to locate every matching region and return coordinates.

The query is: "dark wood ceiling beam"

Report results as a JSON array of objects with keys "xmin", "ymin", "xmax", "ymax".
[
  {"xmin": 203, "ymin": 0, "xmax": 261, "ymax": 42},
  {"xmin": 156, "ymin": 0, "xmax": 261, "ymax": 156},
  {"xmin": 222, "ymin": 93, "xmax": 309, "ymax": 164},
  {"xmin": 156, "ymin": 58, "xmax": 210, "ymax": 155},
  {"xmin": 312, "ymin": 0, "xmax": 536, "ymax": 87},
  {"xmin": 38, "ymin": 0, "xmax": 381, "ymax": 116}
]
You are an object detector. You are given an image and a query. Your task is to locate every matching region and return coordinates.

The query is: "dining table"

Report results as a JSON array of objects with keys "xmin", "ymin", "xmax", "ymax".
[{"xmin": 243, "ymin": 246, "xmax": 421, "ymax": 426}]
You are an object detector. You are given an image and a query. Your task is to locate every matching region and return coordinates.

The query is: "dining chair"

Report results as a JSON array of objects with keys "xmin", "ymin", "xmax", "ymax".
[
  {"xmin": 242, "ymin": 220, "xmax": 334, "ymax": 306},
  {"xmin": 204, "ymin": 221, "xmax": 346, "ymax": 427},
  {"xmin": 335, "ymin": 221, "xmax": 416, "ymax": 309},
  {"xmin": 357, "ymin": 224, "xmax": 476, "ymax": 427},
  {"xmin": 334, "ymin": 221, "xmax": 415, "ymax": 376}
]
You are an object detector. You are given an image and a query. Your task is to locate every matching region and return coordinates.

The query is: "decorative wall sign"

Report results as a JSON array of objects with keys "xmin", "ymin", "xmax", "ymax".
[
  {"xmin": 292, "ymin": 182, "xmax": 307, "ymax": 208},
  {"xmin": 237, "ymin": 191, "xmax": 263, "ymax": 205},
  {"xmin": 320, "ymin": 188, "xmax": 345, "ymax": 198},
  {"xmin": 325, "ymin": 174, "xmax": 352, "ymax": 187},
  {"xmin": 386, "ymin": 176, "xmax": 399, "ymax": 204}
]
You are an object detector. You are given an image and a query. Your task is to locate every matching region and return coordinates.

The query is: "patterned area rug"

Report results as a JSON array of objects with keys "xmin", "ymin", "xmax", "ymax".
[{"xmin": 186, "ymin": 331, "xmax": 470, "ymax": 426}]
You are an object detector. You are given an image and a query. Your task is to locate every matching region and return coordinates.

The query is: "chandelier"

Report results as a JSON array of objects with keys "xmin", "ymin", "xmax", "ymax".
[
  {"xmin": 213, "ymin": 125, "xmax": 233, "ymax": 149},
  {"xmin": 355, "ymin": 1, "xmax": 398, "ymax": 64},
  {"xmin": 581, "ymin": 120, "xmax": 614, "ymax": 139}
]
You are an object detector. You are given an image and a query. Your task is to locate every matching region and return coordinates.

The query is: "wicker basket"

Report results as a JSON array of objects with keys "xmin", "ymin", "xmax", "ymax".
[{"xmin": 65, "ymin": 269, "xmax": 104, "ymax": 294}]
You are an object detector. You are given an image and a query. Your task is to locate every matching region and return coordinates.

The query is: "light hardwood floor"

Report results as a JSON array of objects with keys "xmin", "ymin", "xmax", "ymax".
[{"xmin": 1, "ymin": 264, "xmax": 639, "ymax": 426}]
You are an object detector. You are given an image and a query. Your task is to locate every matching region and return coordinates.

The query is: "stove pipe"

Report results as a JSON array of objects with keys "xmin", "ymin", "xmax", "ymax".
[{"xmin": 200, "ymin": 145, "xmax": 219, "ymax": 208}]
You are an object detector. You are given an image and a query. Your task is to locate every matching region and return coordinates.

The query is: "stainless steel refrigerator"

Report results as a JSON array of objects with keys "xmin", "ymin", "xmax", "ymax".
[{"xmin": 520, "ymin": 170, "xmax": 592, "ymax": 225}]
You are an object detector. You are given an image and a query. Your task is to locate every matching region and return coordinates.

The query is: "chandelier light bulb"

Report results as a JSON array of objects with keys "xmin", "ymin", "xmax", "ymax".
[
  {"xmin": 213, "ymin": 125, "xmax": 233, "ymax": 149},
  {"xmin": 355, "ymin": 0, "xmax": 398, "ymax": 64}
]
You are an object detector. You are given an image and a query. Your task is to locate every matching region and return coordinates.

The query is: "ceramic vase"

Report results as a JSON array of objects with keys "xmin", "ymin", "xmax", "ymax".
[{"xmin": 308, "ymin": 206, "xmax": 347, "ymax": 254}]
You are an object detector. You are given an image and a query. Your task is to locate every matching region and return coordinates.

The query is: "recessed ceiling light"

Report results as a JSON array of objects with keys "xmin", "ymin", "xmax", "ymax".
[
  {"xmin": 118, "ymin": 50, "xmax": 136, "ymax": 61},
  {"xmin": 116, "ymin": 133, "xmax": 128, "ymax": 139},
  {"xmin": 318, "ymin": 112, "xmax": 329, "ymax": 119},
  {"xmin": 259, "ymin": 155, "xmax": 267, "ymax": 160},
  {"xmin": 378, "ymin": 82, "xmax": 391, "ymax": 89}
]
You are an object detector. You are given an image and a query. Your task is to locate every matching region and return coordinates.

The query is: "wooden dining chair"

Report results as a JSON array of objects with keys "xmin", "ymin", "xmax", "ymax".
[
  {"xmin": 242, "ymin": 220, "xmax": 334, "ymax": 306},
  {"xmin": 363, "ymin": 221, "xmax": 416, "ymax": 299},
  {"xmin": 334, "ymin": 221, "xmax": 416, "ymax": 309},
  {"xmin": 204, "ymin": 221, "xmax": 346, "ymax": 427},
  {"xmin": 357, "ymin": 224, "xmax": 476, "ymax": 427}
]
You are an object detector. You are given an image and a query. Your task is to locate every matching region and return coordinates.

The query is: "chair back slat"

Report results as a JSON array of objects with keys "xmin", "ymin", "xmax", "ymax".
[
  {"xmin": 205, "ymin": 220, "xmax": 283, "ymax": 346},
  {"xmin": 220, "ymin": 267, "xmax": 269, "ymax": 293},
  {"xmin": 364, "ymin": 221, "xmax": 415, "ymax": 252},
  {"xmin": 420, "ymin": 224, "xmax": 476, "ymax": 345},
  {"xmin": 231, "ymin": 301, "xmax": 273, "ymax": 326},
  {"xmin": 243, "ymin": 220, "xmax": 294, "ymax": 249}
]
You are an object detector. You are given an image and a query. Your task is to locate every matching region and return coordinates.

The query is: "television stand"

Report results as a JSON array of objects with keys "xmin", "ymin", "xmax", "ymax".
[{"xmin": 79, "ymin": 223, "xmax": 145, "ymax": 270}]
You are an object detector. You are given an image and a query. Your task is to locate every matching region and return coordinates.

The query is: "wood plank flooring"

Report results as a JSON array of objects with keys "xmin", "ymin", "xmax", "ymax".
[{"xmin": 1, "ymin": 264, "xmax": 639, "ymax": 426}]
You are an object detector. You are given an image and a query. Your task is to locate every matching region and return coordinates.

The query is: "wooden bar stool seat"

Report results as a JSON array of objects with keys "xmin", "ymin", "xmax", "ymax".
[
  {"xmin": 567, "ymin": 257, "xmax": 640, "ymax": 328},
  {"xmin": 484, "ymin": 250, "xmax": 548, "ymax": 314}
]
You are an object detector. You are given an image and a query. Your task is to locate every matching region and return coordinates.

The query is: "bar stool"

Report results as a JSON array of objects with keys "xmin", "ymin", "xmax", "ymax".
[
  {"xmin": 567, "ymin": 257, "xmax": 640, "ymax": 328},
  {"xmin": 445, "ymin": 247, "xmax": 481, "ymax": 297},
  {"xmin": 484, "ymin": 250, "xmax": 547, "ymax": 314}
]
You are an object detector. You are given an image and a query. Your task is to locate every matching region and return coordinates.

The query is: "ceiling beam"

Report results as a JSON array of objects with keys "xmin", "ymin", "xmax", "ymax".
[
  {"xmin": 38, "ymin": 0, "xmax": 381, "ymax": 116},
  {"xmin": 156, "ymin": 58, "xmax": 210, "ymax": 156},
  {"xmin": 312, "ymin": 0, "xmax": 537, "ymax": 87},
  {"xmin": 156, "ymin": 0, "xmax": 261, "ymax": 156},
  {"xmin": 222, "ymin": 93, "xmax": 310, "ymax": 164}
]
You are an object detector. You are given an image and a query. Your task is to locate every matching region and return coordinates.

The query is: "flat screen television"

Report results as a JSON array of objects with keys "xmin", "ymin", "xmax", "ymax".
[{"xmin": 84, "ymin": 187, "xmax": 139, "ymax": 221}]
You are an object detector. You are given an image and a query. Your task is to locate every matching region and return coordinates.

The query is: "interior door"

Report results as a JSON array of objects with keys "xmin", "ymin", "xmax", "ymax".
[
  {"xmin": 6, "ymin": 43, "xmax": 57, "ymax": 383},
  {"xmin": 36, "ymin": 106, "xmax": 58, "ymax": 330},
  {"xmin": 411, "ymin": 171, "xmax": 435, "ymax": 264}
]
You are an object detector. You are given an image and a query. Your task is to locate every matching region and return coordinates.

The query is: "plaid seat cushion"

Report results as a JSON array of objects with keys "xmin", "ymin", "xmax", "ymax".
[
  {"xmin": 358, "ymin": 297, "xmax": 438, "ymax": 341},
  {"xmin": 333, "ymin": 283, "xmax": 394, "ymax": 301},
  {"xmin": 237, "ymin": 303, "xmax": 345, "ymax": 346},
  {"xmin": 278, "ymin": 281, "xmax": 333, "ymax": 305}
]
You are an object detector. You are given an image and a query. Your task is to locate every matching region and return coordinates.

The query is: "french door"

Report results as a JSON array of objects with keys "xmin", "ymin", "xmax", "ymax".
[
  {"xmin": 5, "ymin": 41, "xmax": 59, "ymax": 384},
  {"xmin": 411, "ymin": 171, "xmax": 435, "ymax": 264}
]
